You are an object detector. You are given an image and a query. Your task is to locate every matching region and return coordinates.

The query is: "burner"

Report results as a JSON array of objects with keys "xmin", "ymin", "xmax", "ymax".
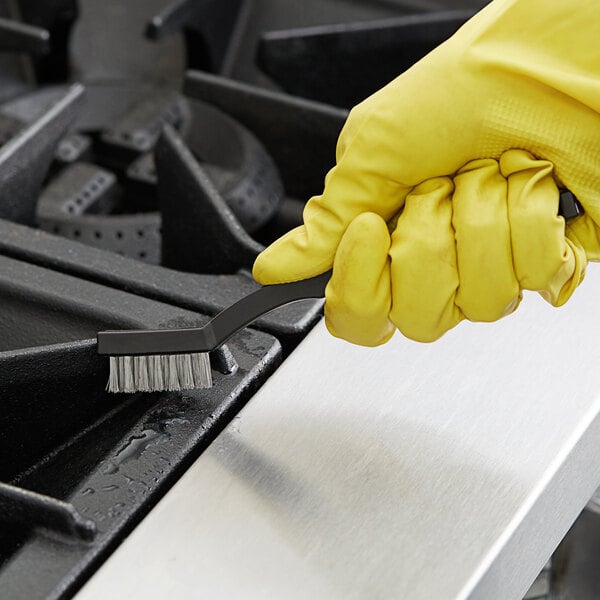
[{"xmin": 5, "ymin": 82, "xmax": 287, "ymax": 267}]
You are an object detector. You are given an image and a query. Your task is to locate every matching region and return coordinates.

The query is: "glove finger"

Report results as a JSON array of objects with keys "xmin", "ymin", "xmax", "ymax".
[
  {"xmin": 452, "ymin": 158, "xmax": 521, "ymax": 321},
  {"xmin": 562, "ymin": 235, "xmax": 588, "ymax": 304},
  {"xmin": 325, "ymin": 213, "xmax": 394, "ymax": 346},
  {"xmin": 324, "ymin": 212, "xmax": 395, "ymax": 347},
  {"xmin": 566, "ymin": 215, "xmax": 600, "ymax": 260},
  {"xmin": 500, "ymin": 149, "xmax": 586, "ymax": 306},
  {"xmin": 389, "ymin": 177, "xmax": 463, "ymax": 343},
  {"xmin": 253, "ymin": 99, "xmax": 414, "ymax": 285}
]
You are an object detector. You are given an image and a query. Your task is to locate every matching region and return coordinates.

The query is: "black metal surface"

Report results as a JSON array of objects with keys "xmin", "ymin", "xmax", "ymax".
[
  {"xmin": 15, "ymin": 0, "xmax": 78, "ymax": 83},
  {"xmin": 0, "ymin": 219, "xmax": 322, "ymax": 345},
  {"xmin": 37, "ymin": 161, "xmax": 162, "ymax": 263},
  {"xmin": 184, "ymin": 96, "xmax": 285, "ymax": 232},
  {"xmin": 176, "ymin": 0, "xmax": 448, "ymax": 88},
  {"xmin": 68, "ymin": 0, "xmax": 184, "ymax": 87},
  {"xmin": 184, "ymin": 70, "xmax": 347, "ymax": 200},
  {"xmin": 0, "ymin": 254, "xmax": 281, "ymax": 599},
  {"xmin": 1, "ymin": 84, "xmax": 179, "ymax": 147},
  {"xmin": 110, "ymin": 91, "xmax": 286, "ymax": 235},
  {"xmin": 54, "ymin": 132, "xmax": 92, "ymax": 165},
  {"xmin": 254, "ymin": 196, "xmax": 305, "ymax": 245},
  {"xmin": 258, "ymin": 10, "xmax": 476, "ymax": 107},
  {"xmin": 0, "ymin": 84, "xmax": 83, "ymax": 225},
  {"xmin": 210, "ymin": 343, "xmax": 238, "ymax": 375},
  {"xmin": 0, "ymin": 17, "xmax": 50, "ymax": 54},
  {"xmin": 146, "ymin": 0, "xmax": 245, "ymax": 73},
  {"xmin": 38, "ymin": 162, "xmax": 119, "ymax": 220},
  {"xmin": 99, "ymin": 91, "xmax": 187, "ymax": 164},
  {"xmin": 157, "ymin": 124, "xmax": 264, "ymax": 273},
  {"xmin": 0, "ymin": 483, "xmax": 96, "ymax": 542},
  {"xmin": 0, "ymin": 113, "xmax": 22, "ymax": 146},
  {"xmin": 0, "ymin": 0, "xmax": 76, "ymax": 103}
]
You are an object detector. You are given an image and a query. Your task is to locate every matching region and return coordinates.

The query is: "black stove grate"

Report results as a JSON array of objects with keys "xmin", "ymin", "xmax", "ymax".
[
  {"xmin": 0, "ymin": 255, "xmax": 281, "ymax": 599},
  {"xmin": 0, "ymin": 1, "xmax": 501, "ymax": 599}
]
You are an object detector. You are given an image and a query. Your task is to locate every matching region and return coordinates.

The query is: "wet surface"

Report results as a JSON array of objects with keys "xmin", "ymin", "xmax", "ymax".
[{"xmin": 0, "ymin": 307, "xmax": 281, "ymax": 599}]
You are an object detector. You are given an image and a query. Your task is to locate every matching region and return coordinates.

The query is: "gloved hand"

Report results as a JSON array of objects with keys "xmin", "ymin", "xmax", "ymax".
[
  {"xmin": 253, "ymin": 0, "xmax": 600, "ymax": 344},
  {"xmin": 323, "ymin": 150, "xmax": 587, "ymax": 344}
]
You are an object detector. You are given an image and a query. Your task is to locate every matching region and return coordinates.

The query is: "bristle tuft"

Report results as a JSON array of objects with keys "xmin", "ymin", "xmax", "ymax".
[
  {"xmin": 151, "ymin": 355, "xmax": 164, "ymax": 390},
  {"xmin": 107, "ymin": 353, "xmax": 212, "ymax": 393},
  {"xmin": 134, "ymin": 356, "xmax": 150, "ymax": 392},
  {"xmin": 178, "ymin": 354, "xmax": 194, "ymax": 390},
  {"xmin": 122, "ymin": 356, "xmax": 135, "ymax": 393},
  {"xmin": 108, "ymin": 357, "xmax": 120, "ymax": 391},
  {"xmin": 191, "ymin": 352, "xmax": 212, "ymax": 388},
  {"xmin": 167, "ymin": 355, "xmax": 179, "ymax": 390}
]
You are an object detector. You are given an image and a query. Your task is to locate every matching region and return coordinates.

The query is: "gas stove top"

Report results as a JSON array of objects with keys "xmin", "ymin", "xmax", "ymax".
[{"xmin": 2, "ymin": 2, "xmax": 576, "ymax": 599}]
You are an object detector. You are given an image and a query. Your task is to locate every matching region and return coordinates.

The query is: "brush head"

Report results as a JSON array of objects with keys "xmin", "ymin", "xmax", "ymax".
[
  {"xmin": 107, "ymin": 352, "xmax": 212, "ymax": 393},
  {"xmin": 98, "ymin": 270, "xmax": 333, "ymax": 394}
]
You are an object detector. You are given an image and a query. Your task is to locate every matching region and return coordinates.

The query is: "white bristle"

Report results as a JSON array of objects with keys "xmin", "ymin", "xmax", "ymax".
[
  {"xmin": 107, "ymin": 353, "xmax": 212, "ymax": 393},
  {"xmin": 177, "ymin": 354, "xmax": 195, "ymax": 390},
  {"xmin": 121, "ymin": 356, "xmax": 135, "ymax": 393},
  {"xmin": 108, "ymin": 357, "xmax": 120, "ymax": 392},
  {"xmin": 117, "ymin": 356, "xmax": 126, "ymax": 390},
  {"xmin": 191, "ymin": 353, "xmax": 212, "ymax": 388},
  {"xmin": 150, "ymin": 355, "xmax": 164, "ymax": 391},
  {"xmin": 159, "ymin": 355, "xmax": 170, "ymax": 390},
  {"xmin": 167, "ymin": 355, "xmax": 180, "ymax": 390},
  {"xmin": 134, "ymin": 356, "xmax": 150, "ymax": 392}
]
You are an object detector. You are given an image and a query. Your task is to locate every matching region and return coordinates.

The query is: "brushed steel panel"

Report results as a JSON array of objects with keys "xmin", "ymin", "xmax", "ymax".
[{"xmin": 76, "ymin": 267, "xmax": 600, "ymax": 600}]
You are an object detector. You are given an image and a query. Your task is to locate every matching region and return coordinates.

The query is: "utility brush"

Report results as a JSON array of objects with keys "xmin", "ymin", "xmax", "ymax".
[
  {"xmin": 97, "ymin": 189, "xmax": 583, "ymax": 394},
  {"xmin": 97, "ymin": 272, "xmax": 330, "ymax": 393}
]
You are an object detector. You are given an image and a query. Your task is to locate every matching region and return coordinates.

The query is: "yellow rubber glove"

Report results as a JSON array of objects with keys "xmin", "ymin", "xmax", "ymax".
[
  {"xmin": 324, "ymin": 150, "xmax": 587, "ymax": 344},
  {"xmin": 253, "ymin": 0, "xmax": 600, "ymax": 344}
]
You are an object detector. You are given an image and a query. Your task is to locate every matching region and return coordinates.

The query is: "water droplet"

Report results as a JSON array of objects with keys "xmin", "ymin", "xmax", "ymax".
[
  {"xmin": 165, "ymin": 417, "xmax": 189, "ymax": 427},
  {"xmin": 114, "ymin": 429, "xmax": 162, "ymax": 465},
  {"xmin": 103, "ymin": 461, "xmax": 119, "ymax": 475}
]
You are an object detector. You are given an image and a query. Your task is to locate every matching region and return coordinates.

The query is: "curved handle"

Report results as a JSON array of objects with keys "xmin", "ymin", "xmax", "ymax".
[{"xmin": 208, "ymin": 271, "xmax": 331, "ymax": 347}]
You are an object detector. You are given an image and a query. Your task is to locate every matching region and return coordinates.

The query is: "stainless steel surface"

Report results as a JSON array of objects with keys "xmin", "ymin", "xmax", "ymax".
[{"xmin": 76, "ymin": 267, "xmax": 600, "ymax": 600}]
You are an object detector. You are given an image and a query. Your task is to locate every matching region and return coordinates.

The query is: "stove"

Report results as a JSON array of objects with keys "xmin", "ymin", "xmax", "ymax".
[{"xmin": 0, "ymin": 1, "xmax": 587, "ymax": 599}]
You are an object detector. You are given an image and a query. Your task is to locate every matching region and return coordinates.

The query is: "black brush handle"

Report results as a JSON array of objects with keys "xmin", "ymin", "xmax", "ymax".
[
  {"xmin": 208, "ymin": 271, "xmax": 330, "ymax": 347},
  {"xmin": 97, "ymin": 271, "xmax": 330, "ymax": 355},
  {"xmin": 559, "ymin": 190, "xmax": 584, "ymax": 220}
]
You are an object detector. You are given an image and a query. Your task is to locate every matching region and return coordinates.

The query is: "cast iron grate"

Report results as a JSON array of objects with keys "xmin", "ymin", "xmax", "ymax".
[
  {"xmin": 0, "ymin": 255, "xmax": 281, "ymax": 599},
  {"xmin": 0, "ymin": 2, "xmax": 554, "ymax": 600}
]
